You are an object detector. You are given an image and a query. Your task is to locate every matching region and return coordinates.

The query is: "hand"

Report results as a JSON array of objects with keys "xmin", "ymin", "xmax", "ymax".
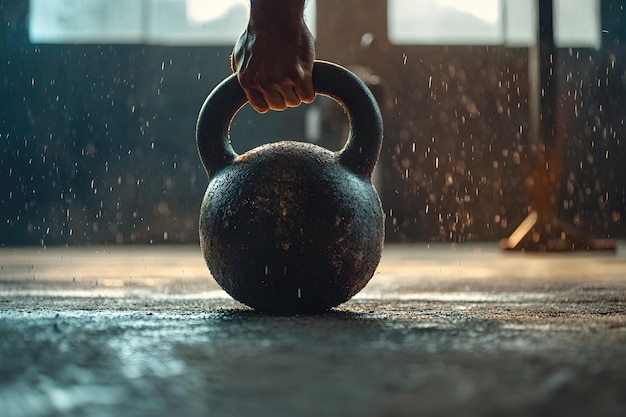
[{"xmin": 231, "ymin": 4, "xmax": 315, "ymax": 113}]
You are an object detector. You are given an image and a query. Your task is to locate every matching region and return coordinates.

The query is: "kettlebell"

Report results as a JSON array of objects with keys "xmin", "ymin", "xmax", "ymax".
[{"xmin": 196, "ymin": 60, "xmax": 384, "ymax": 313}]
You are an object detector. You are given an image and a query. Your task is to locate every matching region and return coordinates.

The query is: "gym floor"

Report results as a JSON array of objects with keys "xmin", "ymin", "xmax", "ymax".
[{"xmin": 1, "ymin": 243, "xmax": 625, "ymax": 417}]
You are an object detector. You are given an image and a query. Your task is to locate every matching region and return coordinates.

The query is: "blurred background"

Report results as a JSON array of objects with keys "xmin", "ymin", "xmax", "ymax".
[{"xmin": 1, "ymin": 0, "xmax": 624, "ymax": 246}]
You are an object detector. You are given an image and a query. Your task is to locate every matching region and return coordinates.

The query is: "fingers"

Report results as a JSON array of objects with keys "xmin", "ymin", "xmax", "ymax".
[
  {"xmin": 280, "ymin": 84, "xmax": 301, "ymax": 108},
  {"xmin": 245, "ymin": 87, "xmax": 270, "ymax": 114},
  {"xmin": 294, "ymin": 77, "xmax": 315, "ymax": 104},
  {"xmin": 236, "ymin": 65, "xmax": 315, "ymax": 112},
  {"xmin": 246, "ymin": 80, "xmax": 287, "ymax": 113},
  {"xmin": 246, "ymin": 81, "xmax": 314, "ymax": 113}
]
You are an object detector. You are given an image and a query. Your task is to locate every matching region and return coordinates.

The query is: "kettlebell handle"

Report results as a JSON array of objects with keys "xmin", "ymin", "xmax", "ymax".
[{"xmin": 196, "ymin": 60, "xmax": 383, "ymax": 178}]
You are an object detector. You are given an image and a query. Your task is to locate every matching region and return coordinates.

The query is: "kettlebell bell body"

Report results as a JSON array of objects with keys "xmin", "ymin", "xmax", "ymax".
[{"xmin": 197, "ymin": 61, "xmax": 384, "ymax": 313}]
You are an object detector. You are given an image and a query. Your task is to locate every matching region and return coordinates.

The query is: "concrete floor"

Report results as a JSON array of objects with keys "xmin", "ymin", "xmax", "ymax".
[{"xmin": 1, "ymin": 243, "xmax": 625, "ymax": 417}]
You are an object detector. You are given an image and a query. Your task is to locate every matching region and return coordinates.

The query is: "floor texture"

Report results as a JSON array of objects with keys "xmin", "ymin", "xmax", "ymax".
[{"xmin": 1, "ymin": 243, "xmax": 625, "ymax": 417}]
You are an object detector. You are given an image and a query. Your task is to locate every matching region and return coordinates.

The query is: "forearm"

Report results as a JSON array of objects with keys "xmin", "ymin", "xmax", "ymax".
[{"xmin": 248, "ymin": 0, "xmax": 307, "ymax": 32}]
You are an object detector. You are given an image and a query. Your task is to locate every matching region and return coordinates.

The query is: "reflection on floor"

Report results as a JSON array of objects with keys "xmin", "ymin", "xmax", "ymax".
[{"xmin": 1, "ymin": 243, "xmax": 625, "ymax": 417}]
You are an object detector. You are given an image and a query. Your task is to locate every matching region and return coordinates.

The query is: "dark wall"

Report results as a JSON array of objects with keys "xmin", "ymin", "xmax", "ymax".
[
  {"xmin": 316, "ymin": 0, "xmax": 626, "ymax": 242},
  {"xmin": 1, "ymin": 0, "xmax": 325, "ymax": 245},
  {"xmin": 1, "ymin": 1, "xmax": 222, "ymax": 244},
  {"xmin": 375, "ymin": 44, "xmax": 626, "ymax": 242},
  {"xmin": 2, "ymin": 0, "xmax": 625, "ymax": 246}
]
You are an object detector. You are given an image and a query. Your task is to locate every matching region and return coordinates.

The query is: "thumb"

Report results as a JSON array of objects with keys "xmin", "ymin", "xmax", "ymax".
[{"xmin": 230, "ymin": 53, "xmax": 237, "ymax": 73}]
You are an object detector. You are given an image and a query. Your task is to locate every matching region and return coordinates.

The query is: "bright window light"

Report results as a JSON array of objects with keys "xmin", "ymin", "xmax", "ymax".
[
  {"xmin": 554, "ymin": 0, "xmax": 600, "ymax": 48},
  {"xmin": 388, "ymin": 0, "xmax": 600, "ymax": 47},
  {"xmin": 388, "ymin": 0, "xmax": 503, "ymax": 45},
  {"xmin": 185, "ymin": 0, "xmax": 247, "ymax": 25},
  {"xmin": 29, "ymin": 0, "xmax": 144, "ymax": 43},
  {"xmin": 29, "ymin": 0, "xmax": 316, "ymax": 45},
  {"xmin": 503, "ymin": 0, "xmax": 536, "ymax": 46},
  {"xmin": 436, "ymin": 0, "xmax": 500, "ymax": 24},
  {"xmin": 146, "ymin": 0, "xmax": 249, "ymax": 45}
]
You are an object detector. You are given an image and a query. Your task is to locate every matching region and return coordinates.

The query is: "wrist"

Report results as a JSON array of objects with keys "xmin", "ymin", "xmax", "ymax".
[{"xmin": 248, "ymin": 0, "xmax": 307, "ymax": 33}]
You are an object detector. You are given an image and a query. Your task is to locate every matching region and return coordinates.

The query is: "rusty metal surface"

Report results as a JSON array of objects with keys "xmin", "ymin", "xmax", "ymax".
[{"xmin": 1, "ymin": 243, "xmax": 625, "ymax": 416}]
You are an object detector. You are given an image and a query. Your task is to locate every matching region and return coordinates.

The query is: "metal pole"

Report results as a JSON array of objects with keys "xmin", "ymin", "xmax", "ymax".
[{"xmin": 501, "ymin": 0, "xmax": 616, "ymax": 251}]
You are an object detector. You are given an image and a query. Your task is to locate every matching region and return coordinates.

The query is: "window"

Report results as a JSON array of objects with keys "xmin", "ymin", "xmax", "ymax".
[
  {"xmin": 388, "ymin": 0, "xmax": 600, "ymax": 47},
  {"xmin": 29, "ymin": 0, "xmax": 317, "ymax": 45}
]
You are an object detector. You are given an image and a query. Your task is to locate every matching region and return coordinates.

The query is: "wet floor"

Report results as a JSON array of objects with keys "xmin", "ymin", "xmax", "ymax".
[{"xmin": 1, "ymin": 243, "xmax": 625, "ymax": 417}]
